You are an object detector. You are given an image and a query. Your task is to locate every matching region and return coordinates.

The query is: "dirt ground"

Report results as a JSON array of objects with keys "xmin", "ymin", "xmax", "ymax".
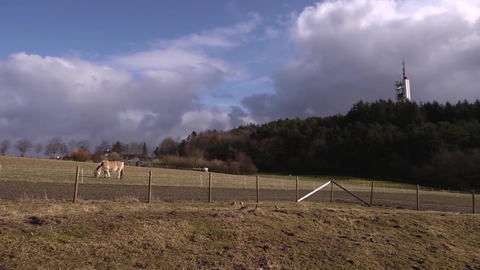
[{"xmin": 0, "ymin": 181, "xmax": 476, "ymax": 214}]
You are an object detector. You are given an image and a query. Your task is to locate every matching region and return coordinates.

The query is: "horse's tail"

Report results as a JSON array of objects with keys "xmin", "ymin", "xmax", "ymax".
[{"xmin": 120, "ymin": 162, "xmax": 124, "ymax": 179}]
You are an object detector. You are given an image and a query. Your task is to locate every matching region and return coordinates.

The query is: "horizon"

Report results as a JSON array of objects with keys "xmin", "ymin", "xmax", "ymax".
[{"xmin": 1, "ymin": 0, "xmax": 480, "ymax": 155}]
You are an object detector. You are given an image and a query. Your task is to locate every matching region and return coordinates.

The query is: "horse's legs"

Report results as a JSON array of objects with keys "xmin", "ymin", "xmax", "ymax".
[{"xmin": 106, "ymin": 170, "xmax": 111, "ymax": 178}]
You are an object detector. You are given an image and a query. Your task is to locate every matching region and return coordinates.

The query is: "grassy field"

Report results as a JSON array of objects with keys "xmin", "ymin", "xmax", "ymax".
[
  {"xmin": 0, "ymin": 156, "xmax": 450, "ymax": 193},
  {"xmin": 0, "ymin": 156, "xmax": 476, "ymax": 212},
  {"xmin": 0, "ymin": 156, "xmax": 479, "ymax": 268},
  {"xmin": 0, "ymin": 200, "xmax": 479, "ymax": 269}
]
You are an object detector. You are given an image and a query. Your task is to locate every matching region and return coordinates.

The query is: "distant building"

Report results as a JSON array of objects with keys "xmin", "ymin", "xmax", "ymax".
[{"xmin": 395, "ymin": 58, "xmax": 411, "ymax": 102}]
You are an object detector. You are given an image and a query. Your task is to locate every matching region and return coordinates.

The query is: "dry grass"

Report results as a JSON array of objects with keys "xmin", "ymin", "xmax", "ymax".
[
  {"xmin": 0, "ymin": 156, "xmax": 466, "ymax": 196},
  {"xmin": 0, "ymin": 200, "xmax": 479, "ymax": 269}
]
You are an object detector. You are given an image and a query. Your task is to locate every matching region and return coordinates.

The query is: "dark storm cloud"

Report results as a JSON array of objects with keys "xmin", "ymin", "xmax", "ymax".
[{"xmin": 228, "ymin": 105, "xmax": 250, "ymax": 127}]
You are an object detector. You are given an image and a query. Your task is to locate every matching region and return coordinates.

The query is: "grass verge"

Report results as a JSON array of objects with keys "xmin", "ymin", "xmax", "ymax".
[{"xmin": 0, "ymin": 200, "xmax": 479, "ymax": 269}]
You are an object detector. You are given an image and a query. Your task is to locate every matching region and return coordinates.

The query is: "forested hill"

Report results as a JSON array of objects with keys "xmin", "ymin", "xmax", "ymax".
[{"xmin": 168, "ymin": 99, "xmax": 480, "ymax": 190}]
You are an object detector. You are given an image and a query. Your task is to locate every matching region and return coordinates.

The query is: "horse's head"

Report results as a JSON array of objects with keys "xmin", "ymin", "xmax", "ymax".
[
  {"xmin": 94, "ymin": 161, "xmax": 104, "ymax": 178},
  {"xmin": 93, "ymin": 168, "xmax": 100, "ymax": 178}
]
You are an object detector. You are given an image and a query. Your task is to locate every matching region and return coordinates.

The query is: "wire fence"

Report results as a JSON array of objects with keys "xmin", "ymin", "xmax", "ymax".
[{"xmin": 0, "ymin": 161, "xmax": 477, "ymax": 214}]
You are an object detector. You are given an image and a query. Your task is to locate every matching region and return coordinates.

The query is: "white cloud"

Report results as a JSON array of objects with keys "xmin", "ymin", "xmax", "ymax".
[
  {"xmin": 0, "ymin": 11, "xmax": 273, "ymax": 152},
  {"xmin": 110, "ymin": 48, "xmax": 229, "ymax": 72},
  {"xmin": 150, "ymin": 12, "xmax": 262, "ymax": 49},
  {"xmin": 260, "ymin": 26, "xmax": 281, "ymax": 40},
  {"xmin": 109, "ymin": 48, "xmax": 247, "ymax": 83},
  {"xmin": 0, "ymin": 51, "xmax": 240, "ymax": 150},
  {"xmin": 242, "ymin": 0, "xmax": 480, "ymax": 121}
]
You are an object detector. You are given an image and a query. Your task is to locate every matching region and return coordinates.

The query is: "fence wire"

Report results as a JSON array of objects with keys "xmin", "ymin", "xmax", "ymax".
[{"xmin": 0, "ymin": 162, "xmax": 477, "ymax": 214}]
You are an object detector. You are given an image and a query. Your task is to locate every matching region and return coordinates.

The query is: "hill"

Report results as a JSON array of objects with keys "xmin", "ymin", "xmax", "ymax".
[
  {"xmin": 167, "ymin": 99, "xmax": 480, "ymax": 190},
  {"xmin": 1, "ymin": 200, "xmax": 479, "ymax": 269}
]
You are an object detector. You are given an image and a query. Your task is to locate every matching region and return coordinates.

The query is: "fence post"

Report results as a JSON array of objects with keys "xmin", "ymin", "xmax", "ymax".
[
  {"xmin": 208, "ymin": 173, "xmax": 212, "ymax": 203},
  {"xmin": 148, "ymin": 171, "xmax": 152, "ymax": 203},
  {"xmin": 256, "ymin": 175, "xmax": 259, "ymax": 203},
  {"xmin": 416, "ymin": 184, "xmax": 420, "ymax": 210},
  {"xmin": 473, "ymin": 191, "xmax": 476, "ymax": 214},
  {"xmin": 295, "ymin": 176, "xmax": 298, "ymax": 202},
  {"xmin": 370, "ymin": 181, "xmax": 374, "ymax": 206},
  {"xmin": 330, "ymin": 180, "xmax": 334, "ymax": 202},
  {"xmin": 0, "ymin": 164, "xmax": 2, "ymax": 180},
  {"xmin": 73, "ymin": 166, "xmax": 79, "ymax": 203}
]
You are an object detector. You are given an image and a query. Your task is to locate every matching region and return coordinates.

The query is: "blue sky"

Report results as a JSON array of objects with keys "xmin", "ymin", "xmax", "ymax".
[
  {"xmin": 0, "ymin": 0, "xmax": 315, "ymax": 111},
  {"xmin": 1, "ymin": 0, "xmax": 480, "ymax": 153}
]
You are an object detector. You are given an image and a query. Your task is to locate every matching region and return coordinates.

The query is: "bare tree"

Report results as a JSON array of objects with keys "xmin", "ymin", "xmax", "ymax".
[
  {"xmin": 127, "ymin": 142, "xmax": 140, "ymax": 156},
  {"xmin": 67, "ymin": 140, "xmax": 79, "ymax": 153},
  {"xmin": 44, "ymin": 137, "xmax": 64, "ymax": 158},
  {"xmin": 15, "ymin": 139, "xmax": 34, "ymax": 157},
  {"xmin": 185, "ymin": 137, "xmax": 206, "ymax": 168},
  {"xmin": 78, "ymin": 140, "xmax": 91, "ymax": 151},
  {"xmin": 35, "ymin": 143, "xmax": 43, "ymax": 158},
  {"xmin": 0, "ymin": 139, "xmax": 10, "ymax": 156},
  {"xmin": 94, "ymin": 140, "xmax": 111, "ymax": 155},
  {"xmin": 59, "ymin": 143, "xmax": 68, "ymax": 157}
]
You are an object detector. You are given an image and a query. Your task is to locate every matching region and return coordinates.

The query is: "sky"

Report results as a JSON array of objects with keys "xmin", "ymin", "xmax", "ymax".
[{"xmin": 1, "ymin": 0, "xmax": 480, "ymax": 154}]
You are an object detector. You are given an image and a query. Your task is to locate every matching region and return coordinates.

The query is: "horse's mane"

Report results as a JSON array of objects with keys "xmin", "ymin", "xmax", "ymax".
[{"xmin": 95, "ymin": 161, "xmax": 104, "ymax": 172}]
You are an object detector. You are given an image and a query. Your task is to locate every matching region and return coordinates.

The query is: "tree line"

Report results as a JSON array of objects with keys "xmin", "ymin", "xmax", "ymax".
[
  {"xmin": 160, "ymin": 99, "xmax": 480, "ymax": 190},
  {"xmin": 2, "ymin": 99, "xmax": 480, "ymax": 189},
  {"xmin": 0, "ymin": 137, "xmax": 152, "ymax": 162}
]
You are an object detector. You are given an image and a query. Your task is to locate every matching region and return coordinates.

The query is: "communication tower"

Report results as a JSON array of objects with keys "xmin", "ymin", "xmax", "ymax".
[{"xmin": 394, "ymin": 58, "xmax": 411, "ymax": 102}]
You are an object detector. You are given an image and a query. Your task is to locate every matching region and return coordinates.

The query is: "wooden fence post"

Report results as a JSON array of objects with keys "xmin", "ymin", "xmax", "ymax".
[
  {"xmin": 330, "ymin": 180, "xmax": 334, "ymax": 202},
  {"xmin": 295, "ymin": 176, "xmax": 298, "ymax": 202},
  {"xmin": 73, "ymin": 166, "xmax": 79, "ymax": 203},
  {"xmin": 148, "ymin": 171, "xmax": 152, "ymax": 203},
  {"xmin": 208, "ymin": 173, "xmax": 212, "ymax": 203},
  {"xmin": 473, "ymin": 191, "xmax": 476, "ymax": 214},
  {"xmin": 416, "ymin": 184, "xmax": 420, "ymax": 210},
  {"xmin": 370, "ymin": 181, "xmax": 374, "ymax": 206},
  {"xmin": 256, "ymin": 175, "xmax": 259, "ymax": 203}
]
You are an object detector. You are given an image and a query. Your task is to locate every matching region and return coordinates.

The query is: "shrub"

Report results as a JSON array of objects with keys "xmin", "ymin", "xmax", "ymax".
[
  {"xmin": 108, "ymin": 152, "xmax": 122, "ymax": 161},
  {"xmin": 71, "ymin": 150, "xmax": 92, "ymax": 162}
]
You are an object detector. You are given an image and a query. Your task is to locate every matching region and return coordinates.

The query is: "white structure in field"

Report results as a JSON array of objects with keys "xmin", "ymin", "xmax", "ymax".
[{"xmin": 395, "ymin": 58, "xmax": 411, "ymax": 102}]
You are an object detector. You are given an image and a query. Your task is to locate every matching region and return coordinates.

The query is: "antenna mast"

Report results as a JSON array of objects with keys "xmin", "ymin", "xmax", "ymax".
[{"xmin": 395, "ymin": 57, "xmax": 411, "ymax": 102}]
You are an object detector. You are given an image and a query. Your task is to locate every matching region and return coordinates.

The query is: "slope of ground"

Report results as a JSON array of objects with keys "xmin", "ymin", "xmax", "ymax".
[{"xmin": 0, "ymin": 200, "xmax": 479, "ymax": 269}]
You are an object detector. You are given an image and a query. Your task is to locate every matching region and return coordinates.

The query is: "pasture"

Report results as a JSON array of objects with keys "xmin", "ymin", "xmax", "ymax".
[
  {"xmin": 0, "ymin": 156, "xmax": 477, "ymax": 213},
  {"xmin": 0, "ymin": 156, "xmax": 446, "ymax": 191}
]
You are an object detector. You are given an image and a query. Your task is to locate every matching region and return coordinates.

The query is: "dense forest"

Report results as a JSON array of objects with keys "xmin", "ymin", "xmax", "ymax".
[{"xmin": 166, "ymin": 99, "xmax": 480, "ymax": 190}]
